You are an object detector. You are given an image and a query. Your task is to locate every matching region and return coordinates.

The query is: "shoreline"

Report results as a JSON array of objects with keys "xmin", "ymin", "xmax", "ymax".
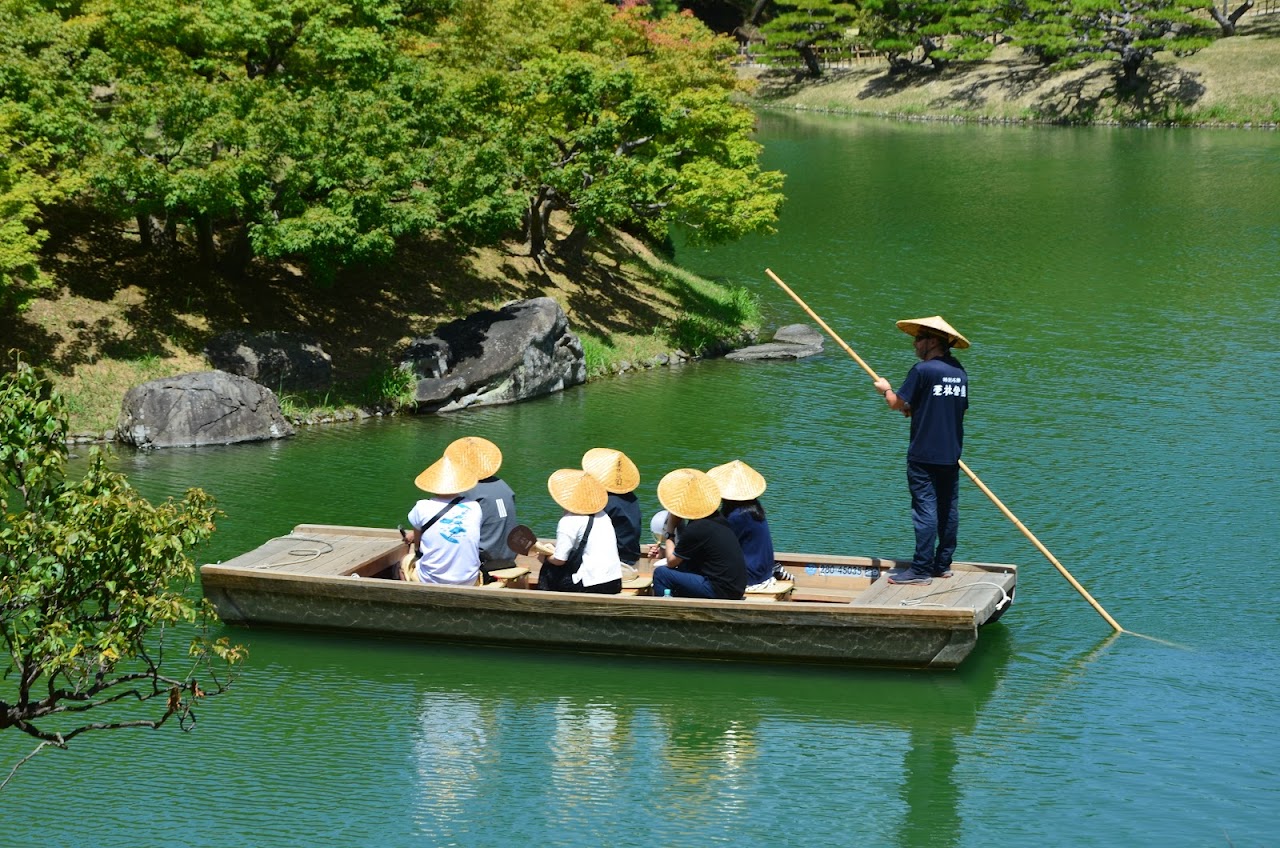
[
  {"xmin": 61, "ymin": 346, "xmax": 728, "ymax": 446},
  {"xmin": 753, "ymin": 100, "xmax": 1280, "ymax": 130},
  {"xmin": 745, "ymin": 16, "xmax": 1280, "ymax": 129}
]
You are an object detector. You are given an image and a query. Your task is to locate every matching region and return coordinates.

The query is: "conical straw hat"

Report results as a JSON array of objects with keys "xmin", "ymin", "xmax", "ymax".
[
  {"xmin": 707, "ymin": 459, "xmax": 766, "ymax": 501},
  {"xmin": 581, "ymin": 447, "xmax": 640, "ymax": 494},
  {"xmin": 657, "ymin": 468, "xmax": 722, "ymax": 520},
  {"xmin": 895, "ymin": 315, "xmax": 970, "ymax": 349},
  {"xmin": 444, "ymin": 436, "xmax": 503, "ymax": 478},
  {"xmin": 548, "ymin": 468, "xmax": 608, "ymax": 515},
  {"xmin": 415, "ymin": 454, "xmax": 479, "ymax": 495}
]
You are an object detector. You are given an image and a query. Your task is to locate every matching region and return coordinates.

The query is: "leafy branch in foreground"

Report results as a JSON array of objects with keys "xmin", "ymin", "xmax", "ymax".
[{"xmin": 1, "ymin": 359, "xmax": 244, "ymax": 789}]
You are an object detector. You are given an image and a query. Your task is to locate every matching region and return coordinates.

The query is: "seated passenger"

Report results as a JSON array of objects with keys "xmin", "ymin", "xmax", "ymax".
[
  {"xmin": 406, "ymin": 454, "xmax": 482, "ymax": 585},
  {"xmin": 707, "ymin": 459, "xmax": 778, "ymax": 592},
  {"xmin": 581, "ymin": 447, "xmax": 643, "ymax": 574},
  {"xmin": 446, "ymin": 436, "xmax": 520, "ymax": 579},
  {"xmin": 539, "ymin": 469, "xmax": 622, "ymax": 595},
  {"xmin": 650, "ymin": 469, "xmax": 747, "ymax": 601}
]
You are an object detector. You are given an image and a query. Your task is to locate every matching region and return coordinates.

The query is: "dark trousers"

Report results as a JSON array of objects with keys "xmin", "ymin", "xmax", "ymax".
[
  {"xmin": 651, "ymin": 566, "xmax": 717, "ymax": 599},
  {"xmin": 907, "ymin": 461, "xmax": 959, "ymax": 573}
]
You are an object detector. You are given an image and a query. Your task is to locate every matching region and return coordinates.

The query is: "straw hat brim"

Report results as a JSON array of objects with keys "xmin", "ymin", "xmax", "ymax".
[
  {"xmin": 581, "ymin": 447, "xmax": 640, "ymax": 494},
  {"xmin": 707, "ymin": 459, "xmax": 766, "ymax": 501},
  {"xmin": 895, "ymin": 315, "xmax": 970, "ymax": 349},
  {"xmin": 415, "ymin": 455, "xmax": 479, "ymax": 495},
  {"xmin": 444, "ymin": 436, "xmax": 503, "ymax": 478},
  {"xmin": 657, "ymin": 468, "xmax": 722, "ymax": 520},
  {"xmin": 548, "ymin": 468, "xmax": 608, "ymax": 515}
]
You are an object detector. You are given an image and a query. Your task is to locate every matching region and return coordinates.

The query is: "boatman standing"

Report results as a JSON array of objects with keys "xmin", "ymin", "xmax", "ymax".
[{"xmin": 872, "ymin": 316, "xmax": 970, "ymax": 586}]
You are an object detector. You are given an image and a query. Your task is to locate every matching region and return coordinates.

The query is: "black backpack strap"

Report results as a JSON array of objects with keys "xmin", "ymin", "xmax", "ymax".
[
  {"xmin": 567, "ymin": 513, "xmax": 595, "ymax": 566},
  {"xmin": 412, "ymin": 496, "xmax": 464, "ymax": 554}
]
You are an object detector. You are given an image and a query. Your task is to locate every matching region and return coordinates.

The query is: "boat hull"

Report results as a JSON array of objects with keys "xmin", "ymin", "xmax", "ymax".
[
  {"xmin": 205, "ymin": 570, "xmax": 982, "ymax": 668},
  {"xmin": 201, "ymin": 525, "xmax": 1015, "ymax": 670}
]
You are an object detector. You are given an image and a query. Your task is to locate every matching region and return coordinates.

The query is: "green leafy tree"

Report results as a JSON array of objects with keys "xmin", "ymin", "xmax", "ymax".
[
  {"xmin": 0, "ymin": 123, "xmax": 54, "ymax": 310},
  {"xmin": 86, "ymin": 0, "xmax": 448, "ymax": 277},
  {"xmin": 1011, "ymin": 0, "xmax": 1216, "ymax": 87},
  {"xmin": 758, "ymin": 0, "xmax": 862, "ymax": 78},
  {"xmin": 0, "ymin": 0, "xmax": 102, "ymax": 309},
  {"xmin": 1, "ymin": 360, "xmax": 243, "ymax": 789},
  {"xmin": 433, "ymin": 0, "xmax": 784, "ymax": 260}
]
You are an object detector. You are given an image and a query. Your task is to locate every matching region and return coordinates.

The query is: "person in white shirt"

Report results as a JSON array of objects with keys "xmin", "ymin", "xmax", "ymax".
[
  {"xmin": 406, "ymin": 454, "xmax": 483, "ymax": 586},
  {"xmin": 538, "ymin": 468, "xmax": 622, "ymax": 594}
]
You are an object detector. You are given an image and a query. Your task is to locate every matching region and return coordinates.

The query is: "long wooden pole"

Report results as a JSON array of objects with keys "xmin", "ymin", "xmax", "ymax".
[{"xmin": 765, "ymin": 267, "xmax": 1125, "ymax": 633}]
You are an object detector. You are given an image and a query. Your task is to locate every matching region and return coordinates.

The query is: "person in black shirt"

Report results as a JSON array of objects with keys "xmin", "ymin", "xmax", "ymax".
[{"xmin": 650, "ymin": 469, "xmax": 747, "ymax": 600}]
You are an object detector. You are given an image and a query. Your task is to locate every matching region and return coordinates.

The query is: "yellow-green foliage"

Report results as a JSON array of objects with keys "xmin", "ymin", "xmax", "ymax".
[{"xmin": 0, "ymin": 361, "xmax": 243, "ymax": 771}]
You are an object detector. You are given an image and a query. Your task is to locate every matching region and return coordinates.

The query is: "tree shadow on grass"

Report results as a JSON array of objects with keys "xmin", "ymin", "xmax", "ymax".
[
  {"xmin": 849, "ymin": 53, "xmax": 1207, "ymax": 124},
  {"xmin": 548, "ymin": 236, "xmax": 675, "ymax": 347},
  {"xmin": 1028, "ymin": 63, "xmax": 1206, "ymax": 123},
  {"xmin": 15, "ymin": 201, "xmax": 547, "ymax": 381},
  {"xmin": 7, "ymin": 207, "xmax": 698, "ymax": 383}
]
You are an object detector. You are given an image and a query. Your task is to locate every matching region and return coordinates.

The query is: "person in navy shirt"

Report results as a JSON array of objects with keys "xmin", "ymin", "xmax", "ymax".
[
  {"xmin": 707, "ymin": 459, "xmax": 777, "ymax": 590},
  {"xmin": 873, "ymin": 315, "xmax": 970, "ymax": 586}
]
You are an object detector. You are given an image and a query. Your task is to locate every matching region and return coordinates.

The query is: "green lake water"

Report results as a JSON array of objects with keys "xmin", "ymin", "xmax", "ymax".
[{"xmin": 3, "ymin": 112, "xmax": 1278, "ymax": 846}]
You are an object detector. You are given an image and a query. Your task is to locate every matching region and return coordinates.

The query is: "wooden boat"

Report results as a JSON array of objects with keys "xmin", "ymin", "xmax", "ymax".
[{"xmin": 200, "ymin": 524, "xmax": 1016, "ymax": 669}]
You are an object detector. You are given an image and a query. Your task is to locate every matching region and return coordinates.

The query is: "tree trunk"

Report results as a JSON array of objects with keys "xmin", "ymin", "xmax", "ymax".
[
  {"xmin": 1118, "ymin": 49, "xmax": 1145, "ymax": 92},
  {"xmin": 558, "ymin": 221, "xmax": 592, "ymax": 260},
  {"xmin": 223, "ymin": 226, "xmax": 254, "ymax": 272},
  {"xmin": 526, "ymin": 188, "xmax": 554, "ymax": 261},
  {"xmin": 195, "ymin": 213, "xmax": 216, "ymax": 267},
  {"xmin": 799, "ymin": 43, "xmax": 823, "ymax": 78},
  {"xmin": 137, "ymin": 214, "xmax": 156, "ymax": 250},
  {"xmin": 1210, "ymin": 0, "xmax": 1254, "ymax": 36},
  {"xmin": 163, "ymin": 217, "xmax": 178, "ymax": 254}
]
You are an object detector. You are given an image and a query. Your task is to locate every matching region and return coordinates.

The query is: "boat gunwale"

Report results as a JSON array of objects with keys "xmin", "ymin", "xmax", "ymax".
[{"xmin": 199, "ymin": 563, "xmax": 988, "ymax": 628}]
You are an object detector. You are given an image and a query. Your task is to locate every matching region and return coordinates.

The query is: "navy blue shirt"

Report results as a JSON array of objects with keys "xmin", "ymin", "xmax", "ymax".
[
  {"xmin": 603, "ymin": 492, "xmax": 642, "ymax": 565},
  {"xmin": 724, "ymin": 504, "xmax": 776, "ymax": 586},
  {"xmin": 897, "ymin": 355, "xmax": 968, "ymax": 465}
]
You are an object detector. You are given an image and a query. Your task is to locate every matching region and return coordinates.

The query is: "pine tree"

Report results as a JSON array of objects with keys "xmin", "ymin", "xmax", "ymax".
[
  {"xmin": 1012, "ymin": 0, "xmax": 1216, "ymax": 87},
  {"xmin": 759, "ymin": 0, "xmax": 863, "ymax": 78}
]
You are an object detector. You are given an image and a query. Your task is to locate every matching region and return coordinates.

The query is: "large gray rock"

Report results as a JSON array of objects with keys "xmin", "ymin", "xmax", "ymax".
[
  {"xmin": 204, "ymin": 331, "xmax": 332, "ymax": 391},
  {"xmin": 726, "ymin": 323, "xmax": 825, "ymax": 362},
  {"xmin": 772, "ymin": 324, "xmax": 824, "ymax": 348},
  {"xmin": 117, "ymin": 371, "xmax": 295, "ymax": 449},
  {"xmin": 400, "ymin": 297, "xmax": 586, "ymax": 413}
]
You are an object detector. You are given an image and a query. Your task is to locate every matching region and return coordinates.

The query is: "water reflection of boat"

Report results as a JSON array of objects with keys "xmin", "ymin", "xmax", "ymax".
[{"xmin": 201, "ymin": 524, "xmax": 1016, "ymax": 669}]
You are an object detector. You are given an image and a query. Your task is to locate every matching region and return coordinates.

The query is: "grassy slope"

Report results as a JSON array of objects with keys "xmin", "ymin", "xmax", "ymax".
[
  {"xmin": 2, "ymin": 209, "xmax": 758, "ymax": 435},
  {"xmin": 752, "ymin": 15, "xmax": 1280, "ymax": 125}
]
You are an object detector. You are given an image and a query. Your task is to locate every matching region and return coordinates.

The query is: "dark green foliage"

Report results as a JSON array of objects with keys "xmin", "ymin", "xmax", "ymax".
[
  {"xmin": 758, "ymin": 0, "xmax": 863, "ymax": 77},
  {"xmin": 1008, "ymin": 1, "xmax": 1216, "ymax": 84},
  {"xmin": 860, "ymin": 1, "xmax": 1001, "ymax": 72}
]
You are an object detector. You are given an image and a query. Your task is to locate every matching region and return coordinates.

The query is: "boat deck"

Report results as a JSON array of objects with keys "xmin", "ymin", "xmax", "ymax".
[
  {"xmin": 209, "ymin": 525, "xmax": 1015, "ymax": 623},
  {"xmin": 214, "ymin": 527, "xmax": 404, "ymax": 578}
]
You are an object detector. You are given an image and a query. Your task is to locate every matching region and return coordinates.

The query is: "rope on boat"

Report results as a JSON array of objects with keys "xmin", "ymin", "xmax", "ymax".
[
  {"xmin": 245, "ymin": 534, "xmax": 336, "ymax": 569},
  {"xmin": 898, "ymin": 581, "xmax": 1012, "ymax": 611}
]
